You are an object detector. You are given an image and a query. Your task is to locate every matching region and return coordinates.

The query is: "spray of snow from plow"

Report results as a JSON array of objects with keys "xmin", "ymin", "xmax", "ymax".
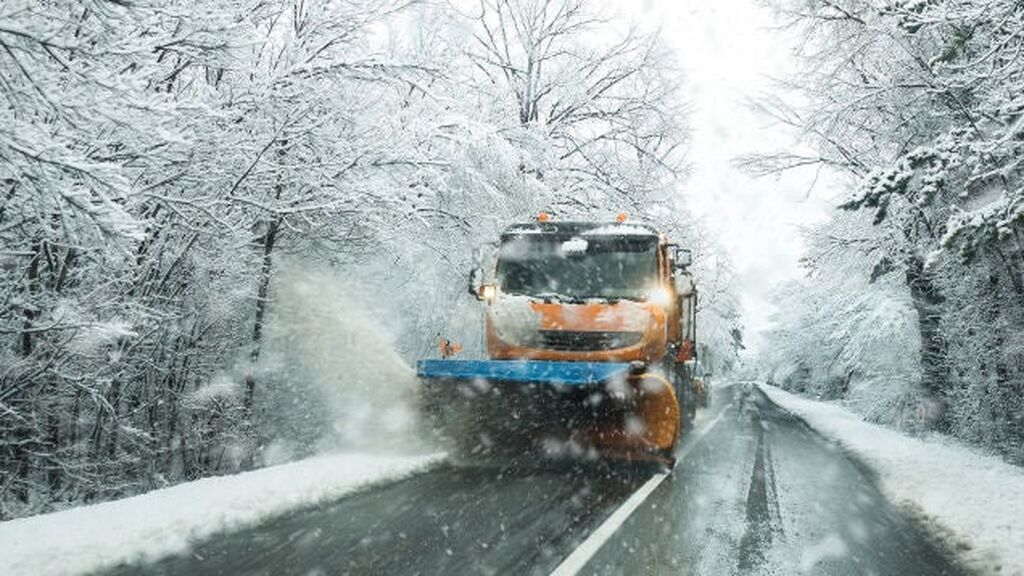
[{"xmin": 256, "ymin": 262, "xmax": 433, "ymax": 460}]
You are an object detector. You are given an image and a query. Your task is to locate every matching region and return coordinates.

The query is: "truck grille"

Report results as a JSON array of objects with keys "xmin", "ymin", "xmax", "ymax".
[{"xmin": 530, "ymin": 330, "xmax": 642, "ymax": 351}]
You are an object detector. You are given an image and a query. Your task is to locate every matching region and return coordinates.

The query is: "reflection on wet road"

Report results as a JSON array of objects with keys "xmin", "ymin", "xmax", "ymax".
[
  {"xmin": 586, "ymin": 384, "xmax": 966, "ymax": 575},
  {"xmin": 110, "ymin": 384, "xmax": 967, "ymax": 575}
]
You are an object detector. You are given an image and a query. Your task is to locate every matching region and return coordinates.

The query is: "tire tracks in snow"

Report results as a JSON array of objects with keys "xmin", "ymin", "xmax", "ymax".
[{"xmin": 737, "ymin": 396, "xmax": 783, "ymax": 572}]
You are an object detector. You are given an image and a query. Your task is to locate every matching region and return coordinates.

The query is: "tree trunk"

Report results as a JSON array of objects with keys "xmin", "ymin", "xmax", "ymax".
[
  {"xmin": 46, "ymin": 408, "xmax": 60, "ymax": 492},
  {"xmin": 905, "ymin": 253, "xmax": 950, "ymax": 431},
  {"xmin": 243, "ymin": 215, "xmax": 280, "ymax": 417},
  {"xmin": 10, "ymin": 241, "xmax": 43, "ymax": 503},
  {"xmin": 105, "ymin": 378, "xmax": 122, "ymax": 460},
  {"xmin": 242, "ymin": 137, "xmax": 287, "ymax": 453},
  {"xmin": 20, "ymin": 241, "xmax": 41, "ymax": 356}
]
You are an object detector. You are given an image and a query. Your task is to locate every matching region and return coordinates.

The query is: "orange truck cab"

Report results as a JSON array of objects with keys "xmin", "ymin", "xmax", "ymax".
[{"xmin": 418, "ymin": 217, "xmax": 700, "ymax": 465}]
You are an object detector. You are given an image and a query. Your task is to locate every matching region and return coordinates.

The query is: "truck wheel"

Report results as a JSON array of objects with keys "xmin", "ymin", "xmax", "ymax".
[{"xmin": 660, "ymin": 448, "xmax": 677, "ymax": 470}]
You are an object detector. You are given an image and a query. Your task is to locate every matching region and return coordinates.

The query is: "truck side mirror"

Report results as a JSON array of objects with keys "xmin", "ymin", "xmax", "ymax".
[
  {"xmin": 674, "ymin": 247, "xmax": 692, "ymax": 269},
  {"xmin": 468, "ymin": 267, "xmax": 484, "ymax": 299},
  {"xmin": 469, "ymin": 241, "xmax": 499, "ymax": 300}
]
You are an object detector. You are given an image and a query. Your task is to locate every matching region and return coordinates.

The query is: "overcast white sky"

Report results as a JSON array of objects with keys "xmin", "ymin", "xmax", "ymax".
[{"xmin": 627, "ymin": 0, "xmax": 842, "ymax": 353}]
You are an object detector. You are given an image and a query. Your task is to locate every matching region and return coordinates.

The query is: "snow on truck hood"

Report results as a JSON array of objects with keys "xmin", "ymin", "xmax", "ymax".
[{"xmin": 489, "ymin": 292, "xmax": 652, "ymax": 342}]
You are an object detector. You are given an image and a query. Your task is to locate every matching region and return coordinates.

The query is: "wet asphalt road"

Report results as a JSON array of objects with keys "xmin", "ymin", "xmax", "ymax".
[{"xmin": 109, "ymin": 384, "xmax": 968, "ymax": 575}]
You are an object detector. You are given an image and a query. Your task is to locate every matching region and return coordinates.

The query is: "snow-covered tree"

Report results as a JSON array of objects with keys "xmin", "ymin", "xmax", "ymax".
[
  {"xmin": 759, "ymin": 0, "xmax": 1024, "ymax": 461},
  {"xmin": 761, "ymin": 212, "xmax": 924, "ymax": 427},
  {"xmin": 464, "ymin": 0, "xmax": 688, "ymax": 217},
  {"xmin": 0, "ymin": 0, "xmax": 708, "ymax": 518}
]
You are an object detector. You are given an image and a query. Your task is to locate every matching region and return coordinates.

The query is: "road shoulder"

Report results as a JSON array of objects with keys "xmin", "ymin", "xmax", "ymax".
[
  {"xmin": 0, "ymin": 452, "xmax": 443, "ymax": 576},
  {"xmin": 759, "ymin": 382, "xmax": 1024, "ymax": 576}
]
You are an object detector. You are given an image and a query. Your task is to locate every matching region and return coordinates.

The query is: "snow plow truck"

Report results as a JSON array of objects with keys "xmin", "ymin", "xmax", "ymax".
[{"xmin": 418, "ymin": 215, "xmax": 700, "ymax": 466}]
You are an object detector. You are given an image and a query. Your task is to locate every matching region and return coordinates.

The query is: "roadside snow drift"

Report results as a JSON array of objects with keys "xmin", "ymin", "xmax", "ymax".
[
  {"xmin": 760, "ymin": 383, "xmax": 1024, "ymax": 576},
  {"xmin": 0, "ymin": 452, "xmax": 442, "ymax": 576}
]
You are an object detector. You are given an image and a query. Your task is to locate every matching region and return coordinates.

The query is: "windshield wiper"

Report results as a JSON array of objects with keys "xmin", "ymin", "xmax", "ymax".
[
  {"xmin": 532, "ymin": 292, "xmax": 587, "ymax": 304},
  {"xmin": 522, "ymin": 292, "xmax": 632, "ymax": 304}
]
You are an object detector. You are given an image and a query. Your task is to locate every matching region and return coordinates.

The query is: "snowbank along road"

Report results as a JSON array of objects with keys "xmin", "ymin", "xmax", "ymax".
[{"xmin": 108, "ymin": 383, "xmax": 968, "ymax": 575}]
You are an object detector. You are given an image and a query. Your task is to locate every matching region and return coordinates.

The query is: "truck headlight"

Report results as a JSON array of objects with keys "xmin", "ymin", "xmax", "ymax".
[{"xmin": 647, "ymin": 286, "xmax": 671, "ymax": 306}]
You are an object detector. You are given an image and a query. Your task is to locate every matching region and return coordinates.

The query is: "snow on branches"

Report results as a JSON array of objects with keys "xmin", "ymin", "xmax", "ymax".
[
  {"xmin": 760, "ymin": 0, "xmax": 1024, "ymax": 462},
  {"xmin": 0, "ymin": 0, "xmax": 703, "ymax": 518}
]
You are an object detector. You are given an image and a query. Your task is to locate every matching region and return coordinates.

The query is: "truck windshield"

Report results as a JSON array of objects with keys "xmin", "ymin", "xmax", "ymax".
[{"xmin": 497, "ymin": 235, "xmax": 659, "ymax": 300}]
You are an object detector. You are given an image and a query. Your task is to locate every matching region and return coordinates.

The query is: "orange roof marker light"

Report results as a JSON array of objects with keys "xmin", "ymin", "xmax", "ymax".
[
  {"xmin": 537, "ymin": 211, "xmax": 551, "ymax": 223},
  {"xmin": 616, "ymin": 212, "xmax": 628, "ymax": 223}
]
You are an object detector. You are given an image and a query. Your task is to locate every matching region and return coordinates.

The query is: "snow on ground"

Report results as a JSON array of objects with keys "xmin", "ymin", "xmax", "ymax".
[
  {"xmin": 0, "ymin": 452, "xmax": 443, "ymax": 576},
  {"xmin": 759, "ymin": 383, "xmax": 1024, "ymax": 576}
]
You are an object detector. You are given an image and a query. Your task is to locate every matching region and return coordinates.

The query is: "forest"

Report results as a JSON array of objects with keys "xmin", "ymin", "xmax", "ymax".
[
  {"xmin": 756, "ymin": 0, "xmax": 1024, "ymax": 464},
  {"xmin": 0, "ymin": 0, "xmax": 746, "ymax": 519}
]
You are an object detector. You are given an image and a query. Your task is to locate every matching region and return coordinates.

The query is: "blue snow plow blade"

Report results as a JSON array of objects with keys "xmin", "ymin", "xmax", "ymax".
[{"xmin": 417, "ymin": 359, "xmax": 630, "ymax": 388}]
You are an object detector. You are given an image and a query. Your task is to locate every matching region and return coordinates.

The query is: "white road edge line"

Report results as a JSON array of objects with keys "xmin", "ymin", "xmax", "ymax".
[
  {"xmin": 548, "ymin": 472, "xmax": 669, "ymax": 576},
  {"xmin": 549, "ymin": 399, "xmax": 735, "ymax": 576}
]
